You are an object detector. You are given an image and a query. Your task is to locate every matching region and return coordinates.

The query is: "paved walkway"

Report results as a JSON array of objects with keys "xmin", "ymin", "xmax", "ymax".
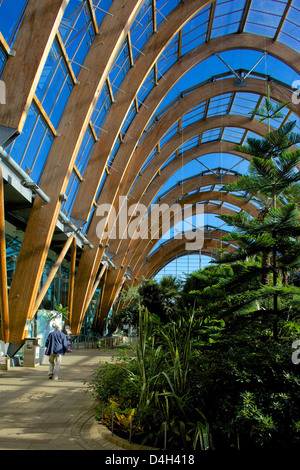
[{"xmin": 0, "ymin": 348, "xmax": 124, "ymax": 450}]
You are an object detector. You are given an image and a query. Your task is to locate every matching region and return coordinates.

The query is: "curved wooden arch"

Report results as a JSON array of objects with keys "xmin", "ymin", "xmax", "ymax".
[
  {"xmin": 93, "ymin": 77, "xmax": 293, "ymax": 249},
  {"xmin": 97, "ymin": 188, "xmax": 256, "ymax": 323},
  {"xmin": 7, "ymin": 0, "xmax": 145, "ymax": 344},
  {"xmin": 2, "ymin": 3, "xmax": 300, "ymax": 342},
  {"xmin": 136, "ymin": 233, "xmax": 236, "ymax": 280},
  {"xmin": 71, "ymin": 76, "xmax": 292, "ymax": 332},
  {"xmin": 129, "ymin": 187, "xmax": 260, "ymax": 277},
  {"xmin": 142, "ymin": 249, "xmax": 219, "ymax": 280}
]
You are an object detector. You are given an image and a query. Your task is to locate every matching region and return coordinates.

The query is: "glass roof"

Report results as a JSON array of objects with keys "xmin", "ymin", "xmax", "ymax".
[{"xmin": 1, "ymin": 0, "xmax": 300, "ymax": 278}]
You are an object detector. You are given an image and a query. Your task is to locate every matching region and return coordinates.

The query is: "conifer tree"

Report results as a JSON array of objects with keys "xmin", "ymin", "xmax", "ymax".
[{"xmin": 215, "ymin": 99, "xmax": 300, "ymax": 339}]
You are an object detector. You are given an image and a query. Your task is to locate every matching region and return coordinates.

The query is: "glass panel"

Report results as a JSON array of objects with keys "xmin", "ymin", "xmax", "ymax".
[
  {"xmin": 180, "ymin": 135, "xmax": 200, "ymax": 152},
  {"xmin": 156, "ymin": 0, "xmax": 181, "ymax": 28},
  {"xmin": 0, "ymin": 0, "xmax": 28, "ymax": 46},
  {"xmin": 0, "ymin": 46, "xmax": 6, "ymax": 78},
  {"xmin": 207, "ymin": 93, "xmax": 232, "ymax": 117},
  {"xmin": 36, "ymin": 39, "xmax": 73, "ymax": 129},
  {"xmin": 61, "ymin": 170, "xmax": 81, "ymax": 216},
  {"xmin": 109, "ymin": 40, "xmax": 130, "ymax": 97},
  {"xmin": 160, "ymin": 122, "xmax": 178, "ymax": 147},
  {"xmin": 278, "ymin": 0, "xmax": 300, "ymax": 52},
  {"xmin": 120, "ymin": 102, "xmax": 136, "ymax": 138},
  {"xmin": 8, "ymin": 103, "xmax": 54, "ymax": 183},
  {"xmin": 92, "ymin": 0, "xmax": 114, "ymax": 26},
  {"xmin": 130, "ymin": 0, "xmax": 153, "ymax": 59},
  {"xmin": 201, "ymin": 128, "xmax": 222, "ymax": 143},
  {"xmin": 244, "ymin": 0, "xmax": 289, "ymax": 37},
  {"xmin": 75, "ymin": 127, "xmax": 95, "ymax": 176},
  {"xmin": 230, "ymin": 93, "xmax": 260, "ymax": 116},
  {"xmin": 91, "ymin": 83, "xmax": 112, "ymax": 137},
  {"xmin": 156, "ymin": 33, "xmax": 179, "ymax": 80},
  {"xmin": 181, "ymin": 6, "xmax": 210, "ymax": 56},
  {"xmin": 137, "ymin": 67, "xmax": 155, "ymax": 105},
  {"xmin": 222, "ymin": 127, "xmax": 246, "ymax": 143}
]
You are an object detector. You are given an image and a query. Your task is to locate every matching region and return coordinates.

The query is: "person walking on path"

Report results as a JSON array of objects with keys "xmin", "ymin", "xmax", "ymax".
[{"xmin": 45, "ymin": 324, "xmax": 69, "ymax": 380}]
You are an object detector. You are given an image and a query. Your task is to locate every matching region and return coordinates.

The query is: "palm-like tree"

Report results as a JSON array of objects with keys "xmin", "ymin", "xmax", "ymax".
[{"xmin": 216, "ymin": 99, "xmax": 300, "ymax": 339}]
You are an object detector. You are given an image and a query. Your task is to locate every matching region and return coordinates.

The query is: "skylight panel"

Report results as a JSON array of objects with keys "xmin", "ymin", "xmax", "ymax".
[
  {"xmin": 0, "ymin": 47, "xmax": 7, "ymax": 78},
  {"xmin": 59, "ymin": 0, "xmax": 95, "ymax": 77},
  {"xmin": 211, "ymin": 0, "xmax": 247, "ymax": 39},
  {"xmin": 137, "ymin": 67, "xmax": 155, "ymax": 105},
  {"xmin": 230, "ymin": 93, "xmax": 260, "ymax": 117},
  {"xmin": 244, "ymin": 0, "xmax": 289, "ymax": 38},
  {"xmin": 182, "ymin": 102, "xmax": 206, "ymax": 127},
  {"xmin": 156, "ymin": 33, "xmax": 179, "ymax": 79},
  {"xmin": 278, "ymin": 1, "xmax": 300, "ymax": 52},
  {"xmin": 75, "ymin": 127, "xmax": 95, "ymax": 176},
  {"xmin": 130, "ymin": 0, "xmax": 153, "ymax": 59},
  {"xmin": 180, "ymin": 136, "xmax": 200, "ymax": 152},
  {"xmin": 201, "ymin": 128, "xmax": 222, "ymax": 143},
  {"xmin": 156, "ymin": 0, "xmax": 182, "ymax": 28},
  {"xmin": 120, "ymin": 102, "xmax": 136, "ymax": 138},
  {"xmin": 0, "ymin": 0, "xmax": 28, "ymax": 46},
  {"xmin": 206, "ymin": 93, "xmax": 232, "ymax": 118}
]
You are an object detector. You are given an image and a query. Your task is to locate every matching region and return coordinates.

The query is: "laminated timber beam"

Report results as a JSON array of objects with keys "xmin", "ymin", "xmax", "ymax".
[
  {"xmin": 7, "ymin": 0, "xmax": 144, "ymax": 346},
  {"xmin": 100, "ymin": 227, "xmax": 237, "ymax": 323},
  {"xmin": 70, "ymin": 0, "xmax": 211, "ymax": 333},
  {"xmin": 0, "ymin": 0, "xmax": 69, "ymax": 148}
]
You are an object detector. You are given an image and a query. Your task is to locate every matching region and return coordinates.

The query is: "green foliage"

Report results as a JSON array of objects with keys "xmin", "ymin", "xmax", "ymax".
[{"xmin": 88, "ymin": 100, "xmax": 300, "ymax": 450}]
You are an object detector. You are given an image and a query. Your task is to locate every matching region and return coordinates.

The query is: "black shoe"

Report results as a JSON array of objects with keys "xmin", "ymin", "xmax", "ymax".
[{"xmin": 48, "ymin": 375, "xmax": 53, "ymax": 379}]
